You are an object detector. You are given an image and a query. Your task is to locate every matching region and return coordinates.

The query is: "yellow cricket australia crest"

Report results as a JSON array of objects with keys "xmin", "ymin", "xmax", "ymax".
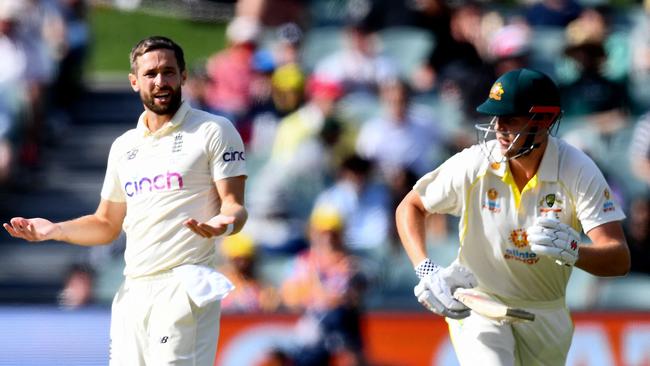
[{"xmin": 489, "ymin": 82, "xmax": 505, "ymax": 101}]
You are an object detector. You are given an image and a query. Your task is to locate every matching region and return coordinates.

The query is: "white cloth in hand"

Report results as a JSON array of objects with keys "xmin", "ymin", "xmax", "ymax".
[
  {"xmin": 414, "ymin": 261, "xmax": 478, "ymax": 319},
  {"xmin": 527, "ymin": 216, "xmax": 580, "ymax": 266},
  {"xmin": 173, "ymin": 264, "xmax": 235, "ymax": 307}
]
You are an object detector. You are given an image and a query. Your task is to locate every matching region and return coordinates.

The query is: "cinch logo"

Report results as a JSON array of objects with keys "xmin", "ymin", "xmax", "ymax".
[
  {"xmin": 223, "ymin": 148, "xmax": 245, "ymax": 162},
  {"xmin": 124, "ymin": 171, "xmax": 184, "ymax": 197}
]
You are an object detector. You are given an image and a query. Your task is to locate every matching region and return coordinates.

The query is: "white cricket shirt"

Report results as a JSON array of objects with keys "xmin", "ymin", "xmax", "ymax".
[
  {"xmin": 101, "ymin": 101, "xmax": 247, "ymax": 278},
  {"xmin": 414, "ymin": 137, "xmax": 625, "ymax": 304}
]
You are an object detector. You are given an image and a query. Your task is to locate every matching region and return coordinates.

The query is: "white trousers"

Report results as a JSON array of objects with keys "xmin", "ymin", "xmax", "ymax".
[
  {"xmin": 447, "ymin": 302, "xmax": 573, "ymax": 366},
  {"xmin": 109, "ymin": 272, "xmax": 222, "ymax": 366}
]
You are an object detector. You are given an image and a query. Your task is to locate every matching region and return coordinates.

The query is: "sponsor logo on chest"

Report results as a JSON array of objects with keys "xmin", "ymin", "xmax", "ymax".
[{"xmin": 124, "ymin": 171, "xmax": 184, "ymax": 197}]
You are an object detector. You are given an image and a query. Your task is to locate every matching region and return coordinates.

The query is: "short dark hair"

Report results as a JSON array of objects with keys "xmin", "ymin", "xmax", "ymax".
[{"xmin": 129, "ymin": 36, "xmax": 185, "ymax": 73}]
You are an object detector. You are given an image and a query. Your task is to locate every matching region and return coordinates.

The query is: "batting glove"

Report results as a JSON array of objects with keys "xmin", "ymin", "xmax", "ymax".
[
  {"xmin": 414, "ymin": 259, "xmax": 478, "ymax": 319},
  {"xmin": 527, "ymin": 216, "xmax": 580, "ymax": 266}
]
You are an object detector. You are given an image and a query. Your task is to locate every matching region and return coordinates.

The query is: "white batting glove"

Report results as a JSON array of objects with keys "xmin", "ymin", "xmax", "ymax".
[
  {"xmin": 527, "ymin": 216, "xmax": 580, "ymax": 266},
  {"xmin": 414, "ymin": 259, "xmax": 478, "ymax": 319}
]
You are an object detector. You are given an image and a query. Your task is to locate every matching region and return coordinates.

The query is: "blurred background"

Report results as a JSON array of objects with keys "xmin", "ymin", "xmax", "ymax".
[{"xmin": 0, "ymin": 0, "xmax": 649, "ymax": 365}]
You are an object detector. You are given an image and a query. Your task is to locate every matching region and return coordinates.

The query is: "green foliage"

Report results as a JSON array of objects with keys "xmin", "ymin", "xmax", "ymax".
[{"xmin": 87, "ymin": 6, "xmax": 227, "ymax": 74}]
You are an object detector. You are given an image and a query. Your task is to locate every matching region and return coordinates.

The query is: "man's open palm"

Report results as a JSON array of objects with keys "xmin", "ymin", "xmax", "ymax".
[{"xmin": 3, "ymin": 217, "xmax": 58, "ymax": 242}]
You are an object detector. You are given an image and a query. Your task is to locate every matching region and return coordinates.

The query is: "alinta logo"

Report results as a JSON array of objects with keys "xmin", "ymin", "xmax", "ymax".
[{"xmin": 509, "ymin": 229, "xmax": 528, "ymax": 248}]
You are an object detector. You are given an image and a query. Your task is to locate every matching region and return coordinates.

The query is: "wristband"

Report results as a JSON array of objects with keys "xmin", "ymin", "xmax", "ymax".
[
  {"xmin": 415, "ymin": 258, "xmax": 439, "ymax": 279},
  {"xmin": 222, "ymin": 223, "xmax": 234, "ymax": 237}
]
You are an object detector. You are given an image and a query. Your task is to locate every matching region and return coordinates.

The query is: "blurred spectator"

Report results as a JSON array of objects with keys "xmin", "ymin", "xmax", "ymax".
[
  {"xmin": 558, "ymin": 5, "xmax": 629, "ymax": 85},
  {"xmin": 560, "ymin": 68, "xmax": 635, "ymax": 202},
  {"xmin": 248, "ymin": 62, "xmax": 305, "ymax": 157},
  {"xmin": 205, "ymin": 15, "xmax": 261, "ymax": 123},
  {"xmin": 272, "ymin": 63, "xmax": 305, "ymax": 115},
  {"xmin": 624, "ymin": 195, "xmax": 650, "ymax": 275},
  {"xmin": 630, "ymin": 112, "xmax": 650, "ymax": 187},
  {"xmin": 366, "ymin": 0, "xmax": 452, "ymax": 40},
  {"xmin": 239, "ymin": 48, "xmax": 278, "ymax": 144},
  {"xmin": 273, "ymin": 22, "xmax": 303, "ymax": 67},
  {"xmin": 628, "ymin": 0, "xmax": 650, "ymax": 113},
  {"xmin": 560, "ymin": 41, "xmax": 629, "ymax": 117},
  {"xmin": 281, "ymin": 205, "xmax": 367, "ymax": 366},
  {"xmin": 57, "ymin": 263, "xmax": 95, "ymax": 309},
  {"xmin": 47, "ymin": 0, "xmax": 90, "ymax": 112},
  {"xmin": 524, "ymin": 0, "xmax": 582, "ymax": 28},
  {"xmin": 236, "ymin": 0, "xmax": 307, "ymax": 28},
  {"xmin": 313, "ymin": 155, "xmax": 391, "ymax": 262},
  {"xmin": 219, "ymin": 233, "xmax": 281, "ymax": 313},
  {"xmin": 183, "ymin": 60, "xmax": 212, "ymax": 112},
  {"xmin": 355, "ymin": 78, "xmax": 444, "ymax": 179},
  {"xmin": 313, "ymin": 14, "xmax": 398, "ymax": 95},
  {"xmin": 411, "ymin": 1, "xmax": 487, "ymax": 94},
  {"xmin": 487, "ymin": 22, "xmax": 532, "ymax": 77},
  {"xmin": 245, "ymin": 76, "xmax": 345, "ymax": 254},
  {"xmin": 0, "ymin": 0, "xmax": 52, "ymax": 177}
]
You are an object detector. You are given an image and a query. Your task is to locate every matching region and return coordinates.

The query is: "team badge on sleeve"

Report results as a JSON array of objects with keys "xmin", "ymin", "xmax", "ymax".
[{"xmin": 603, "ymin": 189, "xmax": 615, "ymax": 212}]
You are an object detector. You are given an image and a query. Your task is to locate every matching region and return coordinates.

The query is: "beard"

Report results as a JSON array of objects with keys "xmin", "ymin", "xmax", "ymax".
[{"xmin": 141, "ymin": 85, "xmax": 183, "ymax": 116}]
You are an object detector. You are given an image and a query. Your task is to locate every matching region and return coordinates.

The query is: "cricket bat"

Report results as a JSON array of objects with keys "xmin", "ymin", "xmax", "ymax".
[{"xmin": 453, "ymin": 288, "xmax": 535, "ymax": 322}]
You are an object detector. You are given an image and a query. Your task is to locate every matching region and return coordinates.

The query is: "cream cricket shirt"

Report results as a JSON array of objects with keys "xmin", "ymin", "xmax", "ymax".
[
  {"xmin": 414, "ymin": 137, "xmax": 625, "ymax": 304},
  {"xmin": 101, "ymin": 101, "xmax": 247, "ymax": 278}
]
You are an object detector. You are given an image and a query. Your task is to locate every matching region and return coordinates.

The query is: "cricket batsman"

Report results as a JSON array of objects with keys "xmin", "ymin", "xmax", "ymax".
[{"xmin": 396, "ymin": 68, "xmax": 630, "ymax": 365}]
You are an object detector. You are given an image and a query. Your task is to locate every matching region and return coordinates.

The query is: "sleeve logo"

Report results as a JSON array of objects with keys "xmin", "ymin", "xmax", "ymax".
[{"xmin": 223, "ymin": 148, "xmax": 245, "ymax": 162}]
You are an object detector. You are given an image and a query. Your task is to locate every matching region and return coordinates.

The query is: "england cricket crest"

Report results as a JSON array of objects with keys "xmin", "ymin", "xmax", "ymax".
[{"xmin": 482, "ymin": 188, "xmax": 501, "ymax": 213}]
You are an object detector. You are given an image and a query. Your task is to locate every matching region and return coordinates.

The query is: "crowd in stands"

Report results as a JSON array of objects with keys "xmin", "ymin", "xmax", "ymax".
[
  {"xmin": 0, "ymin": 0, "xmax": 89, "ymax": 187},
  {"xmin": 3, "ymin": 0, "xmax": 650, "ymax": 363}
]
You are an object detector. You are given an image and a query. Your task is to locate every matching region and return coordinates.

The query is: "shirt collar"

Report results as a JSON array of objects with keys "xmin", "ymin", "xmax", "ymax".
[
  {"xmin": 136, "ymin": 101, "xmax": 191, "ymax": 137},
  {"xmin": 536, "ymin": 136, "xmax": 559, "ymax": 182},
  {"xmin": 484, "ymin": 136, "xmax": 559, "ymax": 181}
]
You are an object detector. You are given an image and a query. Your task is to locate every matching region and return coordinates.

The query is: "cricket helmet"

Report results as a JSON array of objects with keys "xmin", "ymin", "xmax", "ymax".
[{"xmin": 475, "ymin": 68, "xmax": 562, "ymax": 162}]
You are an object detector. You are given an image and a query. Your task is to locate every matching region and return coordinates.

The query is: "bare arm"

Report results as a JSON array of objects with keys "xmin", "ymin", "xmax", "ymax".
[
  {"xmin": 184, "ymin": 175, "xmax": 248, "ymax": 238},
  {"xmin": 576, "ymin": 221, "xmax": 630, "ymax": 276},
  {"xmin": 396, "ymin": 190, "xmax": 430, "ymax": 267},
  {"xmin": 3, "ymin": 199, "xmax": 126, "ymax": 246}
]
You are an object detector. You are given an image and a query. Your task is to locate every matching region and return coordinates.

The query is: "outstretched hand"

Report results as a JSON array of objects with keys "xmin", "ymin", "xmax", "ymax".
[
  {"xmin": 3, "ymin": 217, "xmax": 60, "ymax": 242},
  {"xmin": 183, "ymin": 215, "xmax": 236, "ymax": 238}
]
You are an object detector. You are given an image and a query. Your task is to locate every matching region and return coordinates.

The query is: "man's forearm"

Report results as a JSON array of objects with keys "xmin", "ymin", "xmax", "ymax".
[
  {"xmin": 57, "ymin": 214, "xmax": 122, "ymax": 246},
  {"xmin": 219, "ymin": 203, "xmax": 248, "ymax": 235}
]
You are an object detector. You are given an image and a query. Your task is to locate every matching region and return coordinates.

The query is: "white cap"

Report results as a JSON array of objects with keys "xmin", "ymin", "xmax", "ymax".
[{"xmin": 226, "ymin": 16, "xmax": 260, "ymax": 44}]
